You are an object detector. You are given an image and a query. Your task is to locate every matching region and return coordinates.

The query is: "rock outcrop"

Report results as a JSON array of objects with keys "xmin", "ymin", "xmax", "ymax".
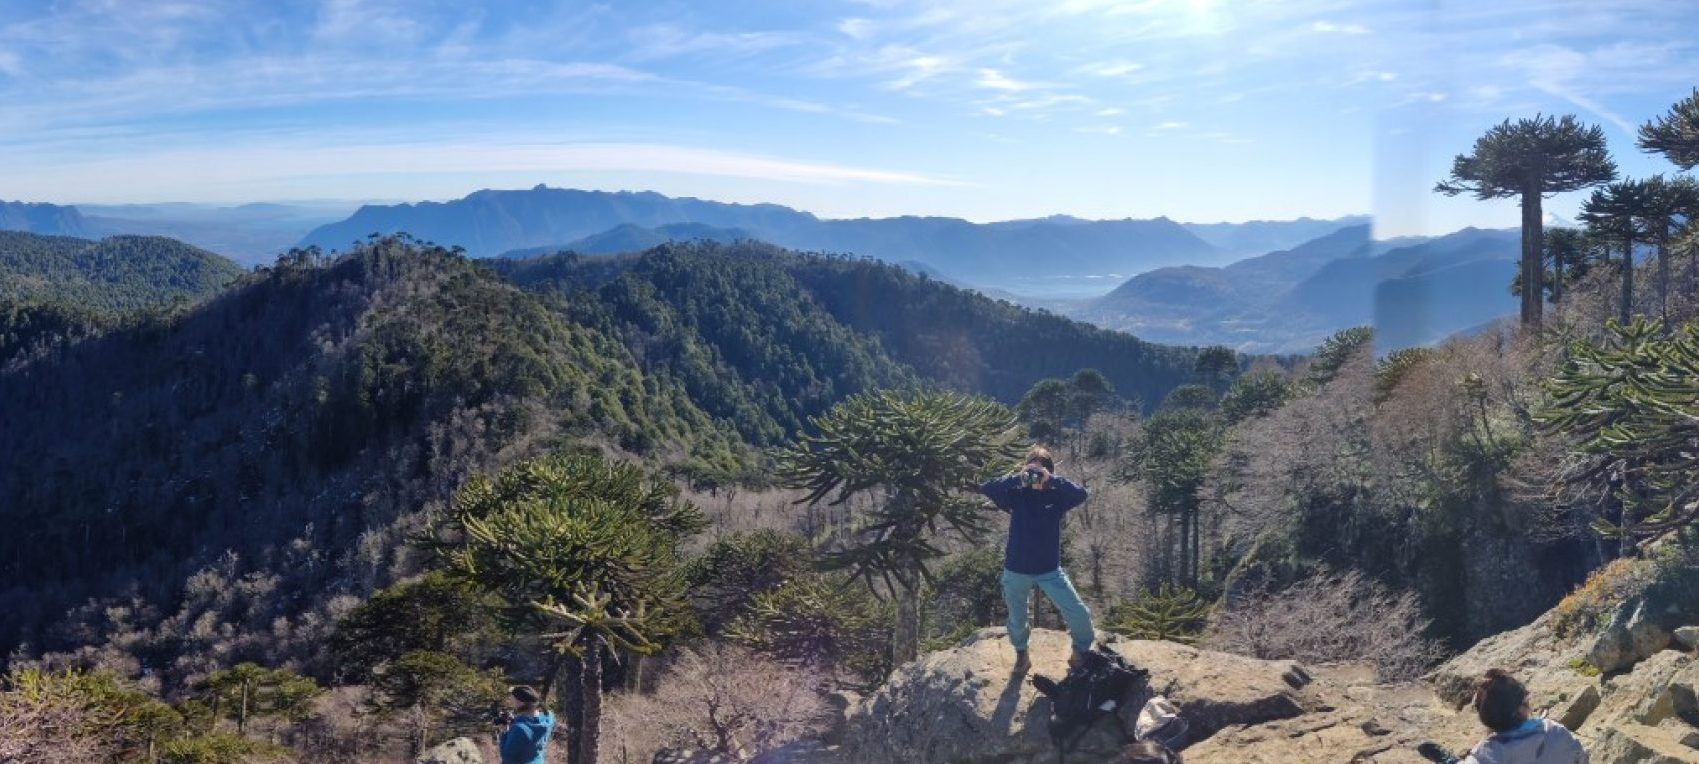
[
  {"xmin": 840, "ymin": 627, "xmax": 1390, "ymax": 763},
  {"xmin": 833, "ymin": 611, "xmax": 1699, "ymax": 764}
]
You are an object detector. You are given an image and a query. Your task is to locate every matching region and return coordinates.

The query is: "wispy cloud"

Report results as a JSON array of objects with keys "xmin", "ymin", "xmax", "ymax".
[
  {"xmin": 1, "ymin": 135, "xmax": 960, "ymax": 202},
  {"xmin": 1310, "ymin": 20, "xmax": 1370, "ymax": 35},
  {"xmin": 975, "ymin": 68, "xmax": 1043, "ymax": 92},
  {"xmin": 1077, "ymin": 59, "xmax": 1142, "ymax": 78}
]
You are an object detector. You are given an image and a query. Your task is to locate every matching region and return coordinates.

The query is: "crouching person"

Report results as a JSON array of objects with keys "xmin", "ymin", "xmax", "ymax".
[
  {"xmin": 981, "ymin": 446, "xmax": 1094, "ymax": 672},
  {"xmin": 1417, "ymin": 669, "xmax": 1588, "ymax": 764}
]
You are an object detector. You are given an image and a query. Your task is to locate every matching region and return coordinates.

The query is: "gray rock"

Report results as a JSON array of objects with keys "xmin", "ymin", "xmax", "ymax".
[
  {"xmin": 1592, "ymin": 723, "xmax": 1699, "ymax": 763},
  {"xmin": 841, "ymin": 628, "xmax": 1318, "ymax": 764},
  {"xmin": 1675, "ymin": 626, "xmax": 1699, "ymax": 651},
  {"xmin": 417, "ymin": 737, "xmax": 483, "ymax": 764},
  {"xmin": 1588, "ymin": 599, "xmax": 1675, "ymax": 675},
  {"xmin": 652, "ymin": 750, "xmax": 737, "ymax": 764}
]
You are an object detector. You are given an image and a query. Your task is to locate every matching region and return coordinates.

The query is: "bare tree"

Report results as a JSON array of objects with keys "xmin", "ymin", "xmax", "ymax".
[
  {"xmin": 1207, "ymin": 569, "xmax": 1446, "ymax": 681},
  {"xmin": 603, "ymin": 644, "xmax": 831, "ymax": 763}
]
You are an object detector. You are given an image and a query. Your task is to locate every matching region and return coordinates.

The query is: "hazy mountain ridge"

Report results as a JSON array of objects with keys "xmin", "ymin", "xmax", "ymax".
[
  {"xmin": 298, "ymin": 186, "xmax": 1236, "ymax": 285},
  {"xmin": 1074, "ymin": 226, "xmax": 1520, "ymax": 352},
  {"xmin": 0, "ymin": 200, "xmax": 93, "ymax": 238},
  {"xmin": 1180, "ymin": 214, "xmax": 1373, "ymax": 258}
]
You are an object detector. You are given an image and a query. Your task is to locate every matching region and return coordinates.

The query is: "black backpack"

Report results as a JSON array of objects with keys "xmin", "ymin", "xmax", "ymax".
[{"xmin": 1030, "ymin": 644, "xmax": 1151, "ymax": 760}]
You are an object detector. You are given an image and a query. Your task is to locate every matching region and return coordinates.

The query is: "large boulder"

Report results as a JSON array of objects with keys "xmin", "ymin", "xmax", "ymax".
[
  {"xmin": 840, "ymin": 628, "xmax": 1321, "ymax": 764},
  {"xmin": 417, "ymin": 737, "xmax": 484, "ymax": 764},
  {"xmin": 1589, "ymin": 598, "xmax": 1678, "ymax": 674}
]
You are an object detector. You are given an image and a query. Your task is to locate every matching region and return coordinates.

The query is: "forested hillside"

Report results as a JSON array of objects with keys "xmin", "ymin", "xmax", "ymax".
[
  {"xmin": 0, "ymin": 236, "xmax": 1203, "ymax": 689},
  {"xmin": 0, "ymin": 231, "xmax": 243, "ymax": 312},
  {"xmin": 496, "ymin": 241, "xmax": 1199, "ymax": 417}
]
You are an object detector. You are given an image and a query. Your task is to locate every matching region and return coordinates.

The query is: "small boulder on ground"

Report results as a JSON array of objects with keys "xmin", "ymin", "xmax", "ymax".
[
  {"xmin": 417, "ymin": 737, "xmax": 484, "ymax": 764},
  {"xmin": 1674, "ymin": 626, "xmax": 1699, "ymax": 651}
]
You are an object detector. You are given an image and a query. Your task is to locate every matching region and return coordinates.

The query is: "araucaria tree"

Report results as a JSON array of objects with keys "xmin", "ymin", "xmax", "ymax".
[
  {"xmin": 777, "ymin": 389, "xmax": 1022, "ymax": 665},
  {"xmin": 427, "ymin": 451, "xmax": 704, "ymax": 764},
  {"xmin": 1118, "ymin": 405, "xmax": 1226, "ymax": 587},
  {"xmin": 1435, "ymin": 114, "xmax": 1616, "ymax": 328},
  {"xmin": 1579, "ymin": 180, "xmax": 1652, "ymax": 324},
  {"xmin": 1639, "ymin": 88, "xmax": 1699, "ymax": 171},
  {"xmin": 1538, "ymin": 317, "xmax": 1699, "ymax": 552},
  {"xmin": 1637, "ymin": 175, "xmax": 1699, "ymax": 312}
]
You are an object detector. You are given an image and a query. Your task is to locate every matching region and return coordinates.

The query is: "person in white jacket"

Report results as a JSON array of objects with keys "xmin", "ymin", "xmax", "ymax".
[{"xmin": 1417, "ymin": 669, "xmax": 1589, "ymax": 764}]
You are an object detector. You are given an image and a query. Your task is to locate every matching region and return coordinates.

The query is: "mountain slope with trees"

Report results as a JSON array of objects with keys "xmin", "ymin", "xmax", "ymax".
[
  {"xmin": 1075, "ymin": 226, "xmax": 1519, "ymax": 352},
  {"xmin": 0, "ymin": 231, "xmax": 243, "ymax": 313}
]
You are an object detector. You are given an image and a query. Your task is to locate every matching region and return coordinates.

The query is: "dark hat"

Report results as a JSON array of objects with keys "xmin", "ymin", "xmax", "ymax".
[{"xmin": 511, "ymin": 685, "xmax": 541, "ymax": 704}]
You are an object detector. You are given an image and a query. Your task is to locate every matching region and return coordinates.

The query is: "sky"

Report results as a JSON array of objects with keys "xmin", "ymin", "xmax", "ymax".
[{"xmin": 0, "ymin": 0, "xmax": 1695, "ymax": 236}]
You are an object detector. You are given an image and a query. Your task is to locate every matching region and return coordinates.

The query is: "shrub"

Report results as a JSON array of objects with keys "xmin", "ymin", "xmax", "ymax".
[
  {"xmin": 1207, "ymin": 569, "xmax": 1446, "ymax": 681},
  {"xmin": 1103, "ymin": 585, "xmax": 1211, "ymax": 645}
]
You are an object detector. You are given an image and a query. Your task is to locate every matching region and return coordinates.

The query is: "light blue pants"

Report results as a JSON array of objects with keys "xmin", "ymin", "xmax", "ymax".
[{"xmin": 1001, "ymin": 567, "xmax": 1095, "ymax": 654}]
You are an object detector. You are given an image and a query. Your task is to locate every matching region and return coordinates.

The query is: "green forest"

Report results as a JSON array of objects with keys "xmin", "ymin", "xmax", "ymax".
[{"xmin": 3, "ymin": 88, "xmax": 1699, "ymax": 764}]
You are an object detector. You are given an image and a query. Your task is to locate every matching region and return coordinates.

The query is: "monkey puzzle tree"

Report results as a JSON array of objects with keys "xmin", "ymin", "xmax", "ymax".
[
  {"xmin": 1435, "ymin": 114, "xmax": 1616, "ymax": 328},
  {"xmin": 427, "ymin": 451, "xmax": 704, "ymax": 764},
  {"xmin": 776, "ymin": 389, "xmax": 1022, "ymax": 665},
  {"xmin": 1580, "ymin": 179, "xmax": 1653, "ymax": 325},
  {"xmin": 1118, "ymin": 406, "xmax": 1226, "ymax": 588},
  {"xmin": 1639, "ymin": 88, "xmax": 1699, "ymax": 171},
  {"xmin": 1538, "ymin": 317, "xmax": 1699, "ymax": 552},
  {"xmin": 1636, "ymin": 175, "xmax": 1699, "ymax": 313}
]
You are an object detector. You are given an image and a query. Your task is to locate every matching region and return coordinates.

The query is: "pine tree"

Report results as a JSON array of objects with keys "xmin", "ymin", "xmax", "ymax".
[
  {"xmin": 776, "ymin": 389, "xmax": 1022, "ymax": 665},
  {"xmin": 427, "ymin": 451, "xmax": 703, "ymax": 764},
  {"xmin": 1579, "ymin": 180, "xmax": 1653, "ymax": 324},
  {"xmin": 1435, "ymin": 114, "xmax": 1617, "ymax": 328},
  {"xmin": 1639, "ymin": 88, "xmax": 1699, "ymax": 171},
  {"xmin": 1538, "ymin": 317, "xmax": 1699, "ymax": 549}
]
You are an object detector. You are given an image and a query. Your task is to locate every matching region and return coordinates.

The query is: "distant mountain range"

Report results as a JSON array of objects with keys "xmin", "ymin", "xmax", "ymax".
[
  {"xmin": 1180, "ymin": 215, "xmax": 1372, "ymax": 259},
  {"xmin": 0, "ymin": 201, "xmax": 93, "ymax": 238},
  {"xmin": 1072, "ymin": 226, "xmax": 1520, "ymax": 353},
  {"xmin": 297, "ymin": 186, "xmax": 1366, "ymax": 288},
  {"xmin": 497, "ymin": 222, "xmax": 752, "ymax": 259}
]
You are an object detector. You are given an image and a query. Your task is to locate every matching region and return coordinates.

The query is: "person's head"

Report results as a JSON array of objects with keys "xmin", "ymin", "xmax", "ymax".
[
  {"xmin": 1024, "ymin": 446, "xmax": 1055, "ymax": 474},
  {"xmin": 1119, "ymin": 741, "xmax": 1181, "ymax": 764},
  {"xmin": 509, "ymin": 685, "xmax": 541, "ymax": 715},
  {"xmin": 1472, "ymin": 669, "xmax": 1530, "ymax": 733}
]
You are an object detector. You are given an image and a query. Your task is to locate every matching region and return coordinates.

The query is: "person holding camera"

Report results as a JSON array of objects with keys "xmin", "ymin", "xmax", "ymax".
[
  {"xmin": 497, "ymin": 685, "xmax": 556, "ymax": 764},
  {"xmin": 981, "ymin": 446, "xmax": 1094, "ymax": 673}
]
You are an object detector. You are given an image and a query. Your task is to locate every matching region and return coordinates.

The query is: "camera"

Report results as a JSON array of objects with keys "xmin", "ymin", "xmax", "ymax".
[
  {"xmin": 1020, "ymin": 468, "xmax": 1045, "ymax": 487},
  {"xmin": 493, "ymin": 708, "xmax": 515, "ymax": 727}
]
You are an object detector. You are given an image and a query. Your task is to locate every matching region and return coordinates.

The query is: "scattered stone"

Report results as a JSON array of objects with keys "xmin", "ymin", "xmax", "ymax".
[
  {"xmin": 416, "ymin": 737, "xmax": 483, "ymax": 764},
  {"xmin": 652, "ymin": 750, "xmax": 737, "ymax": 764},
  {"xmin": 1675, "ymin": 626, "xmax": 1699, "ymax": 651}
]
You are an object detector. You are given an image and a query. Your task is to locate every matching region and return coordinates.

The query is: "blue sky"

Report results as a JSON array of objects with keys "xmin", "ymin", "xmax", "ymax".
[{"xmin": 0, "ymin": 0, "xmax": 1694, "ymax": 236}]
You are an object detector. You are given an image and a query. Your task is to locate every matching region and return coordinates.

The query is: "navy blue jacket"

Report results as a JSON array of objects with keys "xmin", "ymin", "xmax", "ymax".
[{"xmin": 981, "ymin": 474, "xmax": 1088, "ymax": 574}]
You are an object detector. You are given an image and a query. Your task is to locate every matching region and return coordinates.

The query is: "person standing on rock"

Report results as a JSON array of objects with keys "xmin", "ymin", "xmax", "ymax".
[
  {"xmin": 981, "ymin": 446, "xmax": 1094, "ymax": 673},
  {"xmin": 1417, "ymin": 669, "xmax": 1588, "ymax": 764}
]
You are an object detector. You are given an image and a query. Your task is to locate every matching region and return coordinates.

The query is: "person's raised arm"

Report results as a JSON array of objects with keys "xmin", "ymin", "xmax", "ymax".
[
  {"xmin": 1050, "ymin": 476, "xmax": 1088, "ymax": 513},
  {"xmin": 981, "ymin": 473, "xmax": 1024, "ymax": 512}
]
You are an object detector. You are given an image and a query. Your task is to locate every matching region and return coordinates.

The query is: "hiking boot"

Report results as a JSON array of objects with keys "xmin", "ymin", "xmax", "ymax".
[{"xmin": 1011, "ymin": 650, "xmax": 1031, "ymax": 675}]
